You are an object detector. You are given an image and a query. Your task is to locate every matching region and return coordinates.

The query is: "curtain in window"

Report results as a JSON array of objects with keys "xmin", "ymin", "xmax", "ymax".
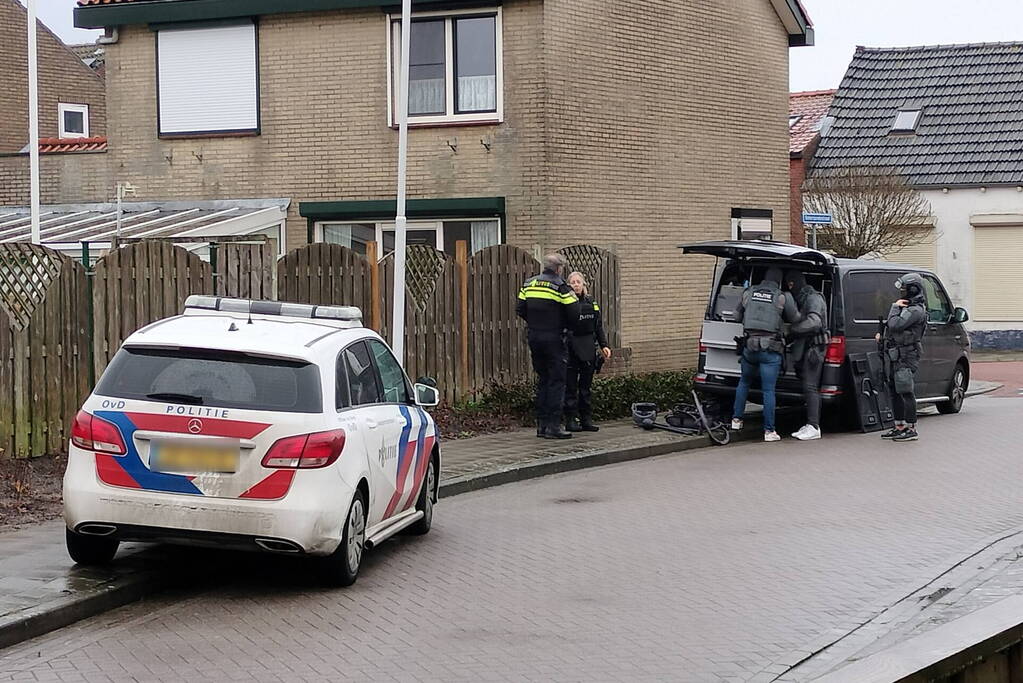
[
  {"xmin": 409, "ymin": 78, "xmax": 446, "ymax": 115},
  {"xmin": 322, "ymin": 224, "xmax": 353, "ymax": 248},
  {"xmin": 470, "ymin": 220, "xmax": 500, "ymax": 253},
  {"xmin": 457, "ymin": 75, "xmax": 497, "ymax": 113}
]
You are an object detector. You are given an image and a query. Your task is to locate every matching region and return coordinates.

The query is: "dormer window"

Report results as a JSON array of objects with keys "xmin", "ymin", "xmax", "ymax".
[{"xmin": 891, "ymin": 109, "xmax": 922, "ymax": 133}]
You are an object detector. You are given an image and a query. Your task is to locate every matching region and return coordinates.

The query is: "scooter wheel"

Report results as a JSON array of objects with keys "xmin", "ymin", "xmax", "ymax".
[{"xmin": 708, "ymin": 424, "xmax": 731, "ymax": 446}]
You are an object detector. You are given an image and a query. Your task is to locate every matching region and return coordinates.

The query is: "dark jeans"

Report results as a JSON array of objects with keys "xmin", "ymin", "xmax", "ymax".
[
  {"xmin": 528, "ymin": 333, "xmax": 568, "ymax": 424},
  {"xmin": 891, "ymin": 364, "xmax": 918, "ymax": 424},
  {"xmin": 796, "ymin": 345, "xmax": 825, "ymax": 428},
  {"xmin": 564, "ymin": 356, "xmax": 596, "ymax": 421},
  {"xmin": 733, "ymin": 348, "xmax": 783, "ymax": 433}
]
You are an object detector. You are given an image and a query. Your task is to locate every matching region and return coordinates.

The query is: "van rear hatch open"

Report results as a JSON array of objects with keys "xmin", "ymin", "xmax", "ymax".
[{"xmin": 680, "ymin": 241, "xmax": 836, "ymax": 386}]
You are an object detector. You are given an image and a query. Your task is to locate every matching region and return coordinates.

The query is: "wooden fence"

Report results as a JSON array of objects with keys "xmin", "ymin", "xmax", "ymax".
[{"xmin": 0, "ymin": 239, "xmax": 620, "ymax": 457}]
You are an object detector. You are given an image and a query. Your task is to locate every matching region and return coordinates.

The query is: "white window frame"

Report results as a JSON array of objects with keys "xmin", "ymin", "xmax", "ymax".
[
  {"xmin": 315, "ymin": 218, "xmax": 502, "ymax": 254},
  {"xmin": 58, "ymin": 103, "xmax": 90, "ymax": 138},
  {"xmin": 891, "ymin": 109, "xmax": 922, "ymax": 133},
  {"xmin": 385, "ymin": 7, "xmax": 504, "ymax": 127}
]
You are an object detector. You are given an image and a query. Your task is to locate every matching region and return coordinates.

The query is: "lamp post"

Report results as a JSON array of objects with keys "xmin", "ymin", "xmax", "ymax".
[
  {"xmin": 389, "ymin": 0, "xmax": 413, "ymax": 366},
  {"xmin": 27, "ymin": 0, "xmax": 40, "ymax": 245}
]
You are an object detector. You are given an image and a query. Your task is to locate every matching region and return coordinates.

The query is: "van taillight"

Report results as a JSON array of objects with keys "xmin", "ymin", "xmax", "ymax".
[
  {"xmin": 70, "ymin": 410, "xmax": 127, "ymax": 455},
  {"xmin": 262, "ymin": 429, "xmax": 346, "ymax": 469},
  {"xmin": 825, "ymin": 336, "xmax": 846, "ymax": 365},
  {"xmin": 699, "ymin": 344, "xmax": 708, "ymax": 353}
]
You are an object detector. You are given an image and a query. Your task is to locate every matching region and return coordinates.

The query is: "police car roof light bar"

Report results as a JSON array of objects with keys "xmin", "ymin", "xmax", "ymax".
[{"xmin": 184, "ymin": 295, "xmax": 363, "ymax": 323}]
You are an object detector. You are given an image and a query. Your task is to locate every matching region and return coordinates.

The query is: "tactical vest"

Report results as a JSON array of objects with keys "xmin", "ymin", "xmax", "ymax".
[
  {"xmin": 743, "ymin": 284, "xmax": 784, "ymax": 334},
  {"xmin": 887, "ymin": 302, "xmax": 927, "ymax": 349}
]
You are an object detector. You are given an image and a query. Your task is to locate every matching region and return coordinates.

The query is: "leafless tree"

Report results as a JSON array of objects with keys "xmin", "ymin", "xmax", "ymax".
[{"xmin": 802, "ymin": 166, "xmax": 933, "ymax": 259}]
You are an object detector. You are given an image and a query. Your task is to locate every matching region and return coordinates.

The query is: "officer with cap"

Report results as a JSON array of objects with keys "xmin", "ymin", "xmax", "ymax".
[
  {"xmin": 877, "ymin": 272, "xmax": 928, "ymax": 442},
  {"xmin": 731, "ymin": 267, "xmax": 800, "ymax": 442},
  {"xmin": 517, "ymin": 253, "xmax": 581, "ymax": 439},
  {"xmin": 785, "ymin": 269, "xmax": 829, "ymax": 441}
]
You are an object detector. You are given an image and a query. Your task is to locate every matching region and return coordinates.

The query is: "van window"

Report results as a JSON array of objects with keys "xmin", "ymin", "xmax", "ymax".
[
  {"xmin": 923, "ymin": 276, "xmax": 953, "ymax": 323},
  {"xmin": 846, "ymin": 271, "xmax": 903, "ymax": 323},
  {"xmin": 713, "ymin": 262, "xmax": 831, "ymax": 323},
  {"xmin": 96, "ymin": 347, "xmax": 322, "ymax": 413}
]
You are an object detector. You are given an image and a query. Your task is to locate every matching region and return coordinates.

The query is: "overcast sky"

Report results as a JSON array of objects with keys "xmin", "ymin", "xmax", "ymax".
[{"xmin": 29, "ymin": 0, "xmax": 1023, "ymax": 92}]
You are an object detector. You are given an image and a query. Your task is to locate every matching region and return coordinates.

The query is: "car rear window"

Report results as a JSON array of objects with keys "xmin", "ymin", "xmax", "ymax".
[
  {"xmin": 95, "ymin": 347, "xmax": 322, "ymax": 413},
  {"xmin": 845, "ymin": 271, "xmax": 904, "ymax": 323}
]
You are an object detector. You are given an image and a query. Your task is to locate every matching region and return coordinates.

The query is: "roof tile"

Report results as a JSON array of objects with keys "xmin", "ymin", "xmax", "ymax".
[{"xmin": 789, "ymin": 90, "xmax": 835, "ymax": 154}]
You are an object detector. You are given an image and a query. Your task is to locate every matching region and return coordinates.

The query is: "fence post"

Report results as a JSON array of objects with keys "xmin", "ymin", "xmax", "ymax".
[
  {"xmin": 81, "ymin": 241, "xmax": 96, "ymax": 388},
  {"xmin": 209, "ymin": 241, "xmax": 219, "ymax": 295},
  {"xmin": 367, "ymin": 240, "xmax": 381, "ymax": 332},
  {"xmin": 456, "ymin": 240, "xmax": 469, "ymax": 400}
]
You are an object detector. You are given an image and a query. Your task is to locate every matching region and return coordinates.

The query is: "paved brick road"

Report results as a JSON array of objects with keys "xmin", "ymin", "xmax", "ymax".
[{"xmin": 1, "ymin": 397, "xmax": 1021, "ymax": 682}]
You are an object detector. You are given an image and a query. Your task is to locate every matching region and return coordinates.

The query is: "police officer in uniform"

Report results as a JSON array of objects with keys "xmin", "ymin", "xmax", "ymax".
[
  {"xmin": 564, "ymin": 271, "xmax": 612, "ymax": 433},
  {"xmin": 731, "ymin": 267, "xmax": 799, "ymax": 442},
  {"xmin": 517, "ymin": 254, "xmax": 581, "ymax": 439},
  {"xmin": 878, "ymin": 273, "xmax": 928, "ymax": 442},
  {"xmin": 785, "ymin": 270, "xmax": 829, "ymax": 441}
]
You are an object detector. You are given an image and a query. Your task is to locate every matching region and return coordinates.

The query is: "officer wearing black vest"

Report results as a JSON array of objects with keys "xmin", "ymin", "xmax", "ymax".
[
  {"xmin": 878, "ymin": 272, "xmax": 928, "ymax": 442},
  {"xmin": 516, "ymin": 254, "xmax": 581, "ymax": 439},
  {"xmin": 731, "ymin": 267, "xmax": 799, "ymax": 442}
]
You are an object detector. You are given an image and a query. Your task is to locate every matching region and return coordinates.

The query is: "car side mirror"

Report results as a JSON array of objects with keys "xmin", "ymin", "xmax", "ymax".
[
  {"xmin": 953, "ymin": 307, "xmax": 969, "ymax": 324},
  {"xmin": 414, "ymin": 383, "xmax": 439, "ymax": 407},
  {"xmin": 416, "ymin": 376, "xmax": 438, "ymax": 388}
]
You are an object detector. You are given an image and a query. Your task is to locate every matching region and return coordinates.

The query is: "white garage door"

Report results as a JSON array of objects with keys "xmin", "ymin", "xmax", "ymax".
[
  {"xmin": 974, "ymin": 225, "xmax": 1023, "ymax": 321},
  {"xmin": 882, "ymin": 229, "xmax": 937, "ymax": 272}
]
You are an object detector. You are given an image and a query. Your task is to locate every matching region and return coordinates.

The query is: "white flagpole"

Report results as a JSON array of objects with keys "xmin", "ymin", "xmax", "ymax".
[
  {"xmin": 27, "ymin": 0, "xmax": 41, "ymax": 245},
  {"xmin": 390, "ymin": 0, "xmax": 412, "ymax": 365}
]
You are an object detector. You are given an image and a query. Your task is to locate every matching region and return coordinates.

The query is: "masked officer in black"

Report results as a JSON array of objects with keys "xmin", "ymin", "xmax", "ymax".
[
  {"xmin": 785, "ymin": 269, "xmax": 829, "ymax": 441},
  {"xmin": 878, "ymin": 272, "xmax": 928, "ymax": 442},
  {"xmin": 517, "ymin": 253, "xmax": 581, "ymax": 439},
  {"xmin": 731, "ymin": 267, "xmax": 800, "ymax": 442}
]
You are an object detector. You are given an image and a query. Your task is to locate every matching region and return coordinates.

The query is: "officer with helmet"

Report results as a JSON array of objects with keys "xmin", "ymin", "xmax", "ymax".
[
  {"xmin": 731, "ymin": 267, "xmax": 800, "ymax": 442},
  {"xmin": 877, "ymin": 272, "xmax": 928, "ymax": 442}
]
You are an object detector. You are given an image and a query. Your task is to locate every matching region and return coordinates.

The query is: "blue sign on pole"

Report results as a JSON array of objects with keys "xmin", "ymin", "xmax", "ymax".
[{"xmin": 801, "ymin": 212, "xmax": 833, "ymax": 225}]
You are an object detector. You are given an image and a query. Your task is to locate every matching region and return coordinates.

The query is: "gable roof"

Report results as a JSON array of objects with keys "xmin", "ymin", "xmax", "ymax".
[
  {"xmin": 810, "ymin": 42, "xmax": 1023, "ymax": 187},
  {"xmin": 789, "ymin": 89, "xmax": 834, "ymax": 156}
]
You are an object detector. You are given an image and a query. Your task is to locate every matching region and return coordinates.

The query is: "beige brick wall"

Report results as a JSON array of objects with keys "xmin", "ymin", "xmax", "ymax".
[
  {"xmin": 0, "ymin": 0, "xmax": 106, "ymax": 153},
  {"xmin": 101, "ymin": 5, "xmax": 547, "ymax": 253},
  {"xmin": 542, "ymin": 0, "xmax": 792, "ymax": 372}
]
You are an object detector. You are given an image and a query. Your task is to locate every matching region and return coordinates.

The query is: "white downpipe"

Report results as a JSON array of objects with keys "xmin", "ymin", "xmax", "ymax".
[
  {"xmin": 27, "ymin": 0, "xmax": 41, "ymax": 245},
  {"xmin": 390, "ymin": 0, "xmax": 412, "ymax": 366}
]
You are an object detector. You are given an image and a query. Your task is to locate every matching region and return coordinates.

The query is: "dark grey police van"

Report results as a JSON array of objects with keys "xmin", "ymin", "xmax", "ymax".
[{"xmin": 682, "ymin": 241, "xmax": 972, "ymax": 420}]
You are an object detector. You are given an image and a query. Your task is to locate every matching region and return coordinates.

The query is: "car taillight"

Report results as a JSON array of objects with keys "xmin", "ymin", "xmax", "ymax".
[
  {"xmin": 825, "ymin": 335, "xmax": 846, "ymax": 365},
  {"xmin": 261, "ymin": 429, "xmax": 346, "ymax": 469},
  {"xmin": 70, "ymin": 410, "xmax": 127, "ymax": 455}
]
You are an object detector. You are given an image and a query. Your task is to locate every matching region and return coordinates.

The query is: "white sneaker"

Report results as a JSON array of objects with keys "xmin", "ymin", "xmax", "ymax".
[
  {"xmin": 731, "ymin": 418, "xmax": 743, "ymax": 430},
  {"xmin": 792, "ymin": 424, "xmax": 822, "ymax": 441},
  {"xmin": 764, "ymin": 431, "xmax": 781, "ymax": 442}
]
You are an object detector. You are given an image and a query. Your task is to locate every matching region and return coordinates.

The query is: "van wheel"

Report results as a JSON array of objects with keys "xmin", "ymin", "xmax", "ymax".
[
  {"xmin": 938, "ymin": 363, "xmax": 968, "ymax": 414},
  {"xmin": 321, "ymin": 491, "xmax": 367, "ymax": 587},
  {"xmin": 66, "ymin": 528, "xmax": 119, "ymax": 566},
  {"xmin": 407, "ymin": 458, "xmax": 436, "ymax": 536}
]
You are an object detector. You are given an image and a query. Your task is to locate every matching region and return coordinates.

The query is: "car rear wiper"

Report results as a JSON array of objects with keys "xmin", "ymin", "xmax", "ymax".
[{"xmin": 146, "ymin": 392, "xmax": 205, "ymax": 405}]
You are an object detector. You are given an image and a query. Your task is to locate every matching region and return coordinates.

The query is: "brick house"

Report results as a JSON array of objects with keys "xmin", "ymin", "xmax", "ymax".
[
  {"xmin": 0, "ymin": 0, "xmax": 106, "ymax": 153},
  {"xmin": 788, "ymin": 89, "xmax": 833, "ymax": 246},
  {"xmin": 3, "ymin": 0, "xmax": 812, "ymax": 372}
]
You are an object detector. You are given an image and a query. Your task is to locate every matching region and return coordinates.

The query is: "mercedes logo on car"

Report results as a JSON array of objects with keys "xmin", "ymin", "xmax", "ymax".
[{"xmin": 187, "ymin": 418, "xmax": 203, "ymax": 434}]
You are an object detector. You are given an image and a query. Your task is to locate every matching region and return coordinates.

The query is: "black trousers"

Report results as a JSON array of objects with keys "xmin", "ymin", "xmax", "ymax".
[
  {"xmin": 891, "ymin": 363, "xmax": 918, "ymax": 424},
  {"xmin": 795, "ymin": 345, "xmax": 825, "ymax": 427},
  {"xmin": 565, "ymin": 355, "xmax": 596, "ymax": 421},
  {"xmin": 528, "ymin": 333, "xmax": 568, "ymax": 424}
]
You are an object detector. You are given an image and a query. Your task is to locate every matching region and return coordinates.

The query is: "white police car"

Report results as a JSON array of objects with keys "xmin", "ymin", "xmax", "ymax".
[{"xmin": 63, "ymin": 296, "xmax": 441, "ymax": 586}]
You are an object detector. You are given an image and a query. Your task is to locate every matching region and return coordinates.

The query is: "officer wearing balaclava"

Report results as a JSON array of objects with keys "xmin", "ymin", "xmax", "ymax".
[
  {"xmin": 878, "ymin": 273, "xmax": 928, "ymax": 442},
  {"xmin": 785, "ymin": 270, "xmax": 829, "ymax": 441},
  {"xmin": 731, "ymin": 267, "xmax": 799, "ymax": 442}
]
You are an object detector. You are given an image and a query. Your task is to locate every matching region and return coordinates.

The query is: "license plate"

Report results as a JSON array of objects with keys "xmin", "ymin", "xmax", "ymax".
[{"xmin": 151, "ymin": 441, "xmax": 239, "ymax": 474}]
